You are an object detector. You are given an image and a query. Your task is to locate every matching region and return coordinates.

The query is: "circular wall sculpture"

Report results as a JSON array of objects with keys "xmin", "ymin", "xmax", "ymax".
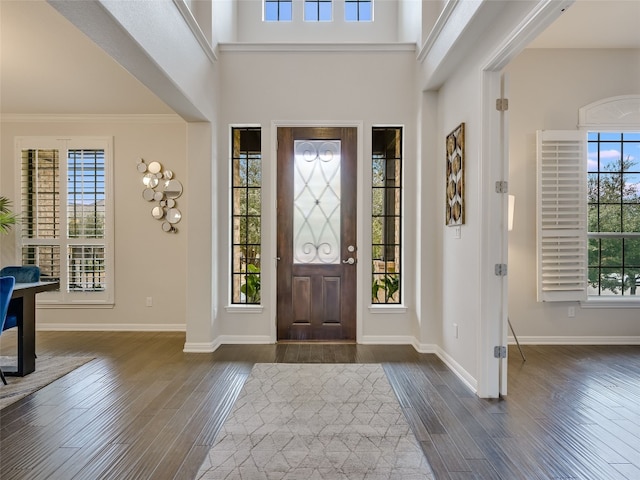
[{"xmin": 136, "ymin": 158, "xmax": 183, "ymax": 233}]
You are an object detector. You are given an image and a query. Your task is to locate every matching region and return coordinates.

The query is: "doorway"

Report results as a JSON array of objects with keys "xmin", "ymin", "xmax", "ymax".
[{"xmin": 276, "ymin": 127, "xmax": 357, "ymax": 341}]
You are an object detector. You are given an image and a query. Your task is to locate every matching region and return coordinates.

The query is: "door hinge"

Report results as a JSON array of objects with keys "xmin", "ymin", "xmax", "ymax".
[
  {"xmin": 496, "ymin": 98, "xmax": 509, "ymax": 111},
  {"xmin": 495, "ymin": 263, "xmax": 508, "ymax": 276},
  {"xmin": 494, "ymin": 346, "xmax": 507, "ymax": 358},
  {"xmin": 495, "ymin": 181, "xmax": 508, "ymax": 193}
]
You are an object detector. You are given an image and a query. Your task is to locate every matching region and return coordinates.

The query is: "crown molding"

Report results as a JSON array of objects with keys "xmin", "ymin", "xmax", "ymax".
[{"xmin": 1, "ymin": 113, "xmax": 185, "ymax": 124}]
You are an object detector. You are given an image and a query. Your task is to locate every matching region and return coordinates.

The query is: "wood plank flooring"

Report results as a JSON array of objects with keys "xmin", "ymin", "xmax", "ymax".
[{"xmin": 1, "ymin": 332, "xmax": 639, "ymax": 479}]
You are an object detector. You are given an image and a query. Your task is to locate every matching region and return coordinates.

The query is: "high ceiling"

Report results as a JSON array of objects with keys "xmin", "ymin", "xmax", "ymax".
[
  {"xmin": 1, "ymin": 0, "xmax": 638, "ymax": 115},
  {"xmin": 528, "ymin": 0, "xmax": 640, "ymax": 49}
]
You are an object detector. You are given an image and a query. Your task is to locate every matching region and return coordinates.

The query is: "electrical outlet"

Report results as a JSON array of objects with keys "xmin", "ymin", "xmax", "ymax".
[
  {"xmin": 146, "ymin": 297, "xmax": 153, "ymax": 307},
  {"xmin": 568, "ymin": 306, "xmax": 575, "ymax": 318},
  {"xmin": 454, "ymin": 226, "xmax": 461, "ymax": 239}
]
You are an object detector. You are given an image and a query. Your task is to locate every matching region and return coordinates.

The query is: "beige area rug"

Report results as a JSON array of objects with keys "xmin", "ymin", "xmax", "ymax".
[
  {"xmin": 196, "ymin": 363, "xmax": 435, "ymax": 480},
  {"xmin": 0, "ymin": 355, "xmax": 94, "ymax": 410}
]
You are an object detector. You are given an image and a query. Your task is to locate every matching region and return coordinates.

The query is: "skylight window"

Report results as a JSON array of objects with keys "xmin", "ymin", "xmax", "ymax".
[
  {"xmin": 265, "ymin": 0, "xmax": 292, "ymax": 21},
  {"xmin": 305, "ymin": 0, "xmax": 332, "ymax": 22},
  {"xmin": 345, "ymin": 0, "xmax": 372, "ymax": 21}
]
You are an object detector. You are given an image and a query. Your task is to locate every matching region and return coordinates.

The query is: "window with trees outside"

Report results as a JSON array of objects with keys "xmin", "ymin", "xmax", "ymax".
[
  {"xmin": 17, "ymin": 137, "xmax": 113, "ymax": 305},
  {"xmin": 231, "ymin": 127, "xmax": 262, "ymax": 305},
  {"xmin": 588, "ymin": 132, "xmax": 640, "ymax": 296},
  {"xmin": 371, "ymin": 127, "xmax": 402, "ymax": 304}
]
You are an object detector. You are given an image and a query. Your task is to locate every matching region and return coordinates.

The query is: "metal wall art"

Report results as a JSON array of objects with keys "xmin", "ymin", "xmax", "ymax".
[
  {"xmin": 136, "ymin": 158, "xmax": 183, "ymax": 233},
  {"xmin": 445, "ymin": 123, "xmax": 465, "ymax": 226}
]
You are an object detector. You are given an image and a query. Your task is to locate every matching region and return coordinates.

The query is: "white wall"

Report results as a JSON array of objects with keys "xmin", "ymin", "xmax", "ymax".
[
  {"xmin": 215, "ymin": 47, "xmax": 423, "ymax": 343},
  {"xmin": 0, "ymin": 116, "xmax": 188, "ymax": 331},
  {"xmin": 506, "ymin": 48, "xmax": 640, "ymax": 342}
]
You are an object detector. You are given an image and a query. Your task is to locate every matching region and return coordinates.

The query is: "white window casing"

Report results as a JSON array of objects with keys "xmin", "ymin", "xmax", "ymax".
[
  {"xmin": 536, "ymin": 130, "xmax": 587, "ymax": 302},
  {"xmin": 15, "ymin": 136, "xmax": 114, "ymax": 306}
]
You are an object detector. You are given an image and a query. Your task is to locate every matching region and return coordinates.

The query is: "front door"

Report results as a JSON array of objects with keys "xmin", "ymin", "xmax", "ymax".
[{"xmin": 276, "ymin": 127, "xmax": 357, "ymax": 341}]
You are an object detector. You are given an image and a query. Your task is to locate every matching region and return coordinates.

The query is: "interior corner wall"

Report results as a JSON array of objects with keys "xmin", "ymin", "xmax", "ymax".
[
  {"xmin": 0, "ymin": 117, "xmax": 189, "ymax": 331},
  {"xmin": 506, "ymin": 48, "xmax": 640, "ymax": 343},
  {"xmin": 436, "ymin": 63, "xmax": 485, "ymax": 383},
  {"xmin": 416, "ymin": 89, "xmax": 443, "ymax": 347}
]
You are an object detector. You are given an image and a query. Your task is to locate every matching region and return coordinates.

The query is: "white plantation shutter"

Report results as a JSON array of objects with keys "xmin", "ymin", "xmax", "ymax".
[{"xmin": 536, "ymin": 130, "xmax": 587, "ymax": 302}]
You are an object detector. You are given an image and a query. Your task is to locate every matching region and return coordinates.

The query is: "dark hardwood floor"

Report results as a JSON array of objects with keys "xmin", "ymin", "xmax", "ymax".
[{"xmin": 1, "ymin": 332, "xmax": 639, "ymax": 479}]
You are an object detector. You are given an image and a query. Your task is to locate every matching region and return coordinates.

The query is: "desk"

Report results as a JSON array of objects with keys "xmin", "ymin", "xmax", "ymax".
[{"xmin": 3, "ymin": 281, "xmax": 59, "ymax": 376}]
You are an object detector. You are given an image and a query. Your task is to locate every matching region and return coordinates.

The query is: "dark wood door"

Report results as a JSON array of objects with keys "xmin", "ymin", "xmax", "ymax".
[{"xmin": 277, "ymin": 127, "xmax": 357, "ymax": 341}]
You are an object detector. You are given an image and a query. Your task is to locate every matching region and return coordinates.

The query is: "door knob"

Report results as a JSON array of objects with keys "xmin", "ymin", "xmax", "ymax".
[{"xmin": 342, "ymin": 257, "xmax": 356, "ymax": 265}]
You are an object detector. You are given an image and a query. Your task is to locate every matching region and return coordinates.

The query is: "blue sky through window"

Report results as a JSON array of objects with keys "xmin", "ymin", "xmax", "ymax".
[
  {"xmin": 305, "ymin": 0, "xmax": 332, "ymax": 22},
  {"xmin": 345, "ymin": 0, "xmax": 372, "ymax": 21},
  {"xmin": 265, "ymin": 0, "xmax": 292, "ymax": 21}
]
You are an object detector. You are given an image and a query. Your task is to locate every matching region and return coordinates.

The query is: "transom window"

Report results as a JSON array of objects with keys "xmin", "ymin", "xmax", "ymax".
[
  {"xmin": 345, "ymin": 0, "xmax": 372, "ymax": 21},
  {"xmin": 265, "ymin": 0, "xmax": 292, "ymax": 21},
  {"xmin": 17, "ymin": 137, "xmax": 113, "ymax": 305},
  {"xmin": 371, "ymin": 127, "xmax": 402, "ymax": 304},
  {"xmin": 231, "ymin": 127, "xmax": 262, "ymax": 304},
  {"xmin": 305, "ymin": 0, "xmax": 332, "ymax": 21},
  {"xmin": 587, "ymin": 132, "xmax": 640, "ymax": 296}
]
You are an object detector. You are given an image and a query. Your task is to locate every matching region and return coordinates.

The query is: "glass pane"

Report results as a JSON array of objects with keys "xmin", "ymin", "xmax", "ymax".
[
  {"xmin": 345, "ymin": 2, "xmax": 357, "ymax": 21},
  {"xmin": 372, "ymin": 188, "xmax": 384, "ymax": 216},
  {"xmin": 624, "ymin": 238, "xmax": 640, "ymax": 267},
  {"xmin": 68, "ymin": 245, "xmax": 105, "ymax": 292},
  {"xmin": 587, "ymin": 204, "xmax": 598, "ymax": 232},
  {"xmin": 67, "ymin": 149, "xmax": 106, "ymax": 239},
  {"xmin": 22, "ymin": 245, "xmax": 60, "ymax": 281},
  {"xmin": 359, "ymin": 1, "xmax": 372, "ymax": 21},
  {"xmin": 293, "ymin": 140, "xmax": 341, "ymax": 264},
  {"xmin": 587, "ymin": 238, "xmax": 600, "ymax": 267},
  {"xmin": 622, "ymin": 173, "xmax": 640, "ymax": 202},
  {"xmin": 319, "ymin": 1, "xmax": 332, "ymax": 20},
  {"xmin": 600, "ymin": 267, "xmax": 623, "ymax": 295},
  {"xmin": 600, "ymin": 237, "xmax": 622, "ymax": 266},
  {"xmin": 623, "ymin": 268, "xmax": 640, "ymax": 295},
  {"xmin": 623, "ymin": 204, "xmax": 640, "ymax": 232},
  {"xmin": 372, "ymin": 156, "xmax": 385, "ymax": 187},
  {"xmin": 599, "ymin": 173, "xmax": 621, "ymax": 203},
  {"xmin": 304, "ymin": 1, "xmax": 318, "ymax": 21},
  {"xmin": 21, "ymin": 149, "xmax": 60, "ymax": 239},
  {"xmin": 598, "ymin": 204, "xmax": 621, "ymax": 232}
]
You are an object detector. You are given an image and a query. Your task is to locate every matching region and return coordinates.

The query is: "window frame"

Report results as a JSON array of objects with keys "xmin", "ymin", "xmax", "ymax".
[
  {"xmin": 587, "ymin": 131, "xmax": 640, "ymax": 299},
  {"xmin": 15, "ymin": 136, "xmax": 114, "ymax": 307},
  {"xmin": 345, "ymin": 0, "xmax": 373, "ymax": 22},
  {"xmin": 536, "ymin": 95, "xmax": 640, "ymax": 307},
  {"xmin": 229, "ymin": 126, "xmax": 262, "ymax": 306},
  {"xmin": 371, "ymin": 126, "xmax": 403, "ymax": 306},
  {"xmin": 264, "ymin": 0, "xmax": 293, "ymax": 22}
]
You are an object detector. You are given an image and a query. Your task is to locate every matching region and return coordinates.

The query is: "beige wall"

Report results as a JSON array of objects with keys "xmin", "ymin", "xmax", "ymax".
[
  {"xmin": 0, "ymin": 116, "xmax": 188, "ymax": 330},
  {"xmin": 506, "ymin": 48, "xmax": 640, "ymax": 342}
]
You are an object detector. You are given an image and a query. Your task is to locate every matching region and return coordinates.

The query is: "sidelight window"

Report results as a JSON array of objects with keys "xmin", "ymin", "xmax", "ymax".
[
  {"xmin": 371, "ymin": 127, "xmax": 402, "ymax": 304},
  {"xmin": 231, "ymin": 127, "xmax": 262, "ymax": 304}
]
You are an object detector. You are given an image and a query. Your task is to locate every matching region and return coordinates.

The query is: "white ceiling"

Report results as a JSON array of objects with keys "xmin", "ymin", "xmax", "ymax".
[
  {"xmin": 528, "ymin": 0, "xmax": 640, "ymax": 49},
  {"xmin": 1, "ymin": 0, "xmax": 638, "ymax": 115}
]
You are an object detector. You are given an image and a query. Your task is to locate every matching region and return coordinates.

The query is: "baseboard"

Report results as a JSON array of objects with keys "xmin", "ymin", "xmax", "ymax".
[
  {"xmin": 433, "ymin": 347, "xmax": 478, "ymax": 394},
  {"xmin": 508, "ymin": 335, "xmax": 640, "ymax": 345},
  {"xmin": 360, "ymin": 335, "xmax": 417, "ymax": 345},
  {"xmin": 37, "ymin": 323, "xmax": 186, "ymax": 332},
  {"xmin": 183, "ymin": 340, "xmax": 220, "ymax": 353}
]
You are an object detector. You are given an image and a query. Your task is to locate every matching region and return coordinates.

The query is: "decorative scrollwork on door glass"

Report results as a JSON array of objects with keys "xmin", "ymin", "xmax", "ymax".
[{"xmin": 293, "ymin": 140, "xmax": 341, "ymax": 264}]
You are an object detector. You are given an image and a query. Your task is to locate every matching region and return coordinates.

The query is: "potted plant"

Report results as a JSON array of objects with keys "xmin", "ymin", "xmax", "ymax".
[{"xmin": 0, "ymin": 196, "xmax": 18, "ymax": 234}]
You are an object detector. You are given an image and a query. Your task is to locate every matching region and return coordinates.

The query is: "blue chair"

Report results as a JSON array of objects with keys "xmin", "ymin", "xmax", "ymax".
[
  {"xmin": 0, "ymin": 266, "xmax": 40, "ymax": 332},
  {"xmin": 0, "ymin": 276, "xmax": 16, "ymax": 385},
  {"xmin": 0, "ymin": 266, "xmax": 40, "ymax": 283}
]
